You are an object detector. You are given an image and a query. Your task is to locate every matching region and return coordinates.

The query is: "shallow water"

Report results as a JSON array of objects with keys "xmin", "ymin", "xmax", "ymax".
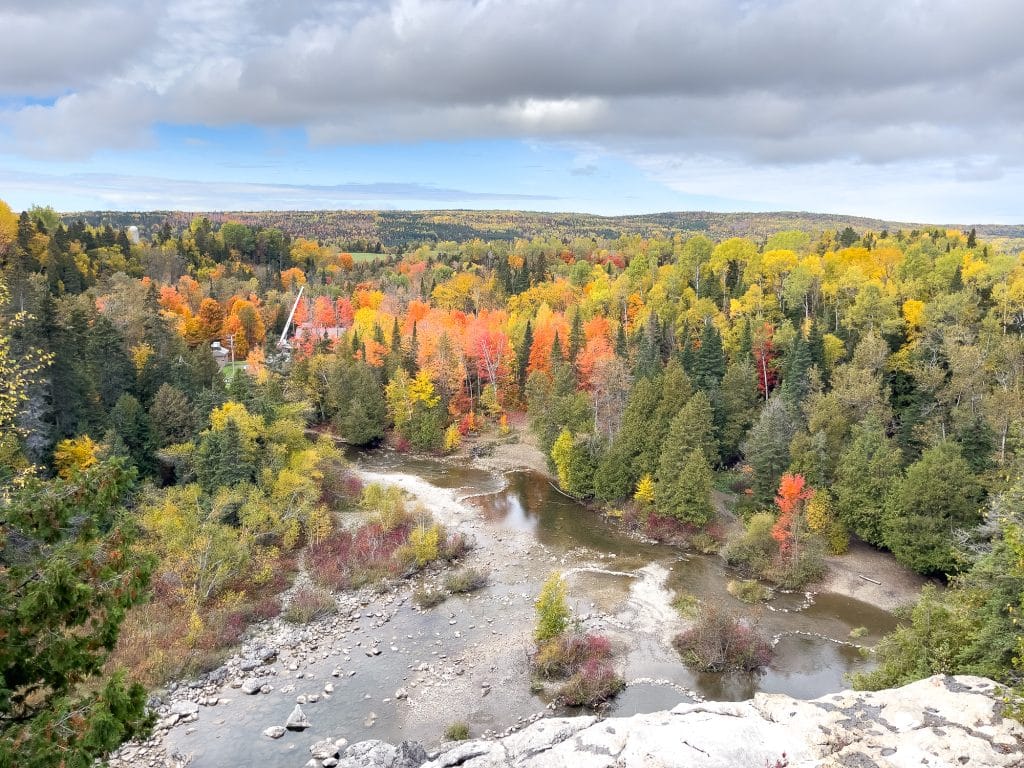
[{"xmin": 166, "ymin": 451, "xmax": 902, "ymax": 766}]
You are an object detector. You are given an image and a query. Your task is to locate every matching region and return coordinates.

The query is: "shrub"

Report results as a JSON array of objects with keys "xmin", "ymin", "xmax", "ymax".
[
  {"xmin": 723, "ymin": 512, "xmax": 778, "ymax": 576},
  {"xmin": 408, "ymin": 522, "xmax": 441, "ymax": 567},
  {"xmin": 532, "ymin": 633, "xmax": 609, "ymax": 678},
  {"xmin": 849, "ymin": 626, "xmax": 868, "ymax": 639},
  {"xmin": 361, "ymin": 483, "xmax": 409, "ymax": 532},
  {"xmin": 672, "ymin": 603, "xmax": 773, "ymax": 672},
  {"xmin": 727, "ymin": 579, "xmax": 771, "ymax": 603},
  {"xmin": 672, "ymin": 591, "xmax": 700, "ymax": 617},
  {"xmin": 643, "ymin": 510, "xmax": 696, "ymax": 544},
  {"xmin": 413, "ymin": 586, "xmax": 447, "ymax": 609},
  {"xmin": 283, "ymin": 585, "xmax": 336, "ymax": 624},
  {"xmin": 534, "ymin": 572, "xmax": 570, "ymax": 643},
  {"xmin": 766, "ymin": 547, "xmax": 826, "ymax": 589},
  {"xmin": 308, "ymin": 522, "xmax": 411, "ymax": 590},
  {"xmin": 691, "ymin": 531, "xmax": 721, "ymax": 554},
  {"xmin": 444, "ymin": 722, "xmax": 469, "ymax": 741},
  {"xmin": 556, "ymin": 659, "xmax": 625, "ymax": 708},
  {"xmin": 445, "ymin": 567, "xmax": 489, "ymax": 594}
]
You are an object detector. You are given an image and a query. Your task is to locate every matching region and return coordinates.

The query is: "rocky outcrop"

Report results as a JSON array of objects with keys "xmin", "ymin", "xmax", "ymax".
[{"xmin": 329, "ymin": 676, "xmax": 1022, "ymax": 768}]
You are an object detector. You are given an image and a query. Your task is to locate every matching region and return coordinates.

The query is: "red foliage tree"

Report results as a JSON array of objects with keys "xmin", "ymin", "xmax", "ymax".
[{"xmin": 771, "ymin": 473, "xmax": 814, "ymax": 559}]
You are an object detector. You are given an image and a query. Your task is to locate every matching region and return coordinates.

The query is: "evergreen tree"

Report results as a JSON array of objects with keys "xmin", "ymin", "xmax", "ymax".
[
  {"xmin": 718, "ymin": 360, "xmax": 760, "ymax": 464},
  {"xmin": 656, "ymin": 390, "xmax": 717, "ymax": 487},
  {"xmin": 109, "ymin": 393, "xmax": 153, "ymax": 474},
  {"xmin": 149, "ymin": 383, "xmax": 194, "ymax": 448},
  {"xmin": 338, "ymin": 363, "xmax": 387, "ymax": 445},
  {"xmin": 634, "ymin": 313, "xmax": 662, "ymax": 379},
  {"xmin": 656, "ymin": 448, "xmax": 713, "ymax": 525},
  {"xmin": 517, "ymin": 320, "xmax": 533, "ymax": 397},
  {"xmin": 741, "ymin": 395, "xmax": 798, "ymax": 504},
  {"xmin": 0, "ymin": 460, "xmax": 153, "ymax": 766},
  {"xmin": 833, "ymin": 415, "xmax": 902, "ymax": 545},
  {"xmin": 568, "ymin": 312, "xmax": 584, "ymax": 362},
  {"xmin": 782, "ymin": 330, "xmax": 813, "ymax": 403},
  {"xmin": 406, "ymin": 322, "xmax": 420, "ymax": 374},
  {"xmin": 593, "ymin": 439, "xmax": 633, "ymax": 501},
  {"xmin": 737, "ymin": 318, "xmax": 753, "ymax": 362},
  {"xmin": 882, "ymin": 441, "xmax": 983, "ymax": 575},
  {"xmin": 88, "ymin": 314, "xmax": 135, "ymax": 413},
  {"xmin": 614, "ymin": 321, "xmax": 628, "ymax": 359},
  {"xmin": 618, "ymin": 375, "xmax": 663, "ymax": 481},
  {"xmin": 693, "ymin": 321, "xmax": 726, "ymax": 391}
]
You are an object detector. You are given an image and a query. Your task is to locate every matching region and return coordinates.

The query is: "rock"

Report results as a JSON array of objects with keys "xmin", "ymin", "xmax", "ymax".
[
  {"xmin": 286, "ymin": 704, "xmax": 311, "ymax": 731},
  {"xmin": 238, "ymin": 658, "xmax": 261, "ymax": 672},
  {"xmin": 262, "ymin": 726, "xmax": 286, "ymax": 739},
  {"xmin": 336, "ymin": 740, "xmax": 396, "ymax": 768},
  {"xmin": 240, "ymin": 678, "xmax": 262, "ymax": 695},
  {"xmin": 324, "ymin": 683, "xmax": 335, "ymax": 693},
  {"xmin": 255, "ymin": 646, "xmax": 278, "ymax": 663},
  {"xmin": 168, "ymin": 700, "xmax": 199, "ymax": 718},
  {"xmin": 394, "ymin": 688, "xmax": 408, "ymax": 700},
  {"xmin": 310, "ymin": 738, "xmax": 340, "ymax": 759},
  {"xmin": 363, "ymin": 711, "xmax": 377, "ymax": 727},
  {"xmin": 393, "ymin": 676, "xmax": 1024, "ymax": 768}
]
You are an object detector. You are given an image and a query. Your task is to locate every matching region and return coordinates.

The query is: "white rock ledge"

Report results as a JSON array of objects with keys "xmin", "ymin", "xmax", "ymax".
[{"xmin": 408, "ymin": 675, "xmax": 1022, "ymax": 768}]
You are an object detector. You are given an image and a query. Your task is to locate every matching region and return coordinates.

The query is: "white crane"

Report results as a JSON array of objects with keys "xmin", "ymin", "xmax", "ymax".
[{"xmin": 278, "ymin": 284, "xmax": 305, "ymax": 349}]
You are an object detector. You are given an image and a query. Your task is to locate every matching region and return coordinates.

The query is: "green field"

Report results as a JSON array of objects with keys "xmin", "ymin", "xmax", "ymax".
[
  {"xmin": 221, "ymin": 361, "xmax": 248, "ymax": 382},
  {"xmin": 349, "ymin": 251, "xmax": 385, "ymax": 262}
]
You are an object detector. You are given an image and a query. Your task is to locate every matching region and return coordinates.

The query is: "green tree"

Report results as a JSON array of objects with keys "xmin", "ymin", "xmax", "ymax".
[
  {"xmin": 148, "ymin": 383, "xmax": 194, "ymax": 448},
  {"xmin": 741, "ymin": 395, "xmax": 797, "ymax": 504},
  {"xmin": 833, "ymin": 416, "xmax": 902, "ymax": 545},
  {"xmin": 534, "ymin": 572, "xmax": 570, "ymax": 643},
  {"xmin": 882, "ymin": 442, "xmax": 983, "ymax": 575},
  {"xmin": 0, "ymin": 461, "xmax": 153, "ymax": 766},
  {"xmin": 657, "ymin": 448, "xmax": 714, "ymax": 525}
]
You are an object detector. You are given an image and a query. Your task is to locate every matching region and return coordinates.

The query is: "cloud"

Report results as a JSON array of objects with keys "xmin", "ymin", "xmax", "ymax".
[
  {"xmin": 2, "ymin": 0, "xmax": 1024, "ymax": 211},
  {"xmin": 0, "ymin": 169, "xmax": 559, "ymax": 210}
]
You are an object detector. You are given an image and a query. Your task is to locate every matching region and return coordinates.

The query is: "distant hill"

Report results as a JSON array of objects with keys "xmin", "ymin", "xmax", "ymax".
[{"xmin": 61, "ymin": 209, "xmax": 1024, "ymax": 249}]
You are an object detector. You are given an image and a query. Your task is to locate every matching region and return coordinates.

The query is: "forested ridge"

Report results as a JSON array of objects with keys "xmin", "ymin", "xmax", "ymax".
[
  {"xmin": 61, "ymin": 208, "xmax": 1024, "ymax": 252},
  {"xmin": 1, "ymin": 198, "xmax": 1023, "ymax": 764}
]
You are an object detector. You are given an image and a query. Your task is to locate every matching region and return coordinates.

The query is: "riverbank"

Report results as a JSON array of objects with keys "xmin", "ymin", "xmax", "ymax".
[
  {"xmin": 107, "ymin": 451, "xmax": 916, "ymax": 767},
  {"xmin": 466, "ymin": 423, "xmax": 925, "ymax": 614}
]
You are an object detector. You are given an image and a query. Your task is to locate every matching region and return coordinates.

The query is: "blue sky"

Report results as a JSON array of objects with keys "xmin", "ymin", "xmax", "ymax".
[{"xmin": 2, "ymin": 1, "xmax": 1023, "ymax": 222}]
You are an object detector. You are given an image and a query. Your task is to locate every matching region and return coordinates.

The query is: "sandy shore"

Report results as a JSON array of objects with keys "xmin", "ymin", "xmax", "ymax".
[
  {"xmin": 818, "ymin": 540, "xmax": 929, "ymax": 611},
  {"xmin": 463, "ymin": 425, "xmax": 554, "ymax": 479}
]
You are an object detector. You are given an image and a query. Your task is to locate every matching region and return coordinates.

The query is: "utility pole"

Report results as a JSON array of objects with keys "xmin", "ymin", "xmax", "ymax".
[{"xmin": 228, "ymin": 333, "xmax": 235, "ymax": 365}]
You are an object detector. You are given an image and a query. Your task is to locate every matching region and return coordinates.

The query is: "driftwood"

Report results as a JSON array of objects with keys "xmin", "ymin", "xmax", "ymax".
[{"xmin": 858, "ymin": 575, "xmax": 882, "ymax": 585}]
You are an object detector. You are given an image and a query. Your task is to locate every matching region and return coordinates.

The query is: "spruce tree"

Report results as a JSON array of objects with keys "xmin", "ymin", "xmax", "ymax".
[
  {"xmin": 693, "ymin": 321, "xmax": 726, "ymax": 391},
  {"xmin": 517, "ymin": 320, "xmax": 533, "ymax": 396},
  {"xmin": 568, "ymin": 312, "xmax": 584, "ymax": 362},
  {"xmin": 741, "ymin": 395, "xmax": 797, "ymax": 504},
  {"xmin": 149, "ymin": 383, "xmax": 194, "ymax": 448},
  {"xmin": 614, "ymin": 321, "xmax": 628, "ymax": 359}
]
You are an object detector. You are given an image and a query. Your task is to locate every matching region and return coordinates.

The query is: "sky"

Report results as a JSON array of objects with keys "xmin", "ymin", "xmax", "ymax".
[{"xmin": 1, "ymin": 0, "xmax": 1023, "ymax": 222}]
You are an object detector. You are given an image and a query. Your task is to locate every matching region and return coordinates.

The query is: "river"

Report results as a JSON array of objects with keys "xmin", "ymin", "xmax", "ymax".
[{"xmin": 163, "ymin": 449, "xmax": 899, "ymax": 767}]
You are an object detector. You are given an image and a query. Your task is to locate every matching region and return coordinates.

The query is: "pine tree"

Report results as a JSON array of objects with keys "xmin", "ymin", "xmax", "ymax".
[
  {"xmin": 782, "ymin": 330, "xmax": 813, "ymax": 403},
  {"xmin": 593, "ymin": 440, "xmax": 634, "ymax": 501},
  {"xmin": 656, "ymin": 390, "xmax": 717, "ymax": 496},
  {"xmin": 614, "ymin": 321, "xmax": 628, "ymax": 359},
  {"xmin": 109, "ymin": 393, "xmax": 154, "ymax": 475},
  {"xmin": 0, "ymin": 460, "xmax": 154, "ymax": 765}
]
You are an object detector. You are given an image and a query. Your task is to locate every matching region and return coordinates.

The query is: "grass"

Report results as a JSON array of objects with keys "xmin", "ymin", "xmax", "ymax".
[
  {"xmin": 349, "ymin": 251, "xmax": 385, "ymax": 262},
  {"xmin": 413, "ymin": 586, "xmax": 447, "ymax": 609},
  {"xmin": 283, "ymin": 585, "xmax": 337, "ymax": 623},
  {"xmin": 727, "ymin": 578, "xmax": 771, "ymax": 604},
  {"xmin": 671, "ymin": 590, "xmax": 700, "ymax": 618},
  {"xmin": 444, "ymin": 722, "xmax": 470, "ymax": 741},
  {"xmin": 849, "ymin": 626, "xmax": 868, "ymax": 639},
  {"xmin": 444, "ymin": 567, "xmax": 489, "ymax": 594},
  {"xmin": 220, "ymin": 361, "xmax": 247, "ymax": 382}
]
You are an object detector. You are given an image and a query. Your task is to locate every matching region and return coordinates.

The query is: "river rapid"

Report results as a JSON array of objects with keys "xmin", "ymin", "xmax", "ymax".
[{"xmin": 158, "ymin": 449, "xmax": 899, "ymax": 768}]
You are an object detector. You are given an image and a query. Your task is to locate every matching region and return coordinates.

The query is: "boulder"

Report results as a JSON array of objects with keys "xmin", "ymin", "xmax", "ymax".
[
  {"xmin": 263, "ymin": 726, "xmax": 286, "ymax": 739},
  {"xmin": 311, "ymin": 739, "xmax": 340, "ymax": 760}
]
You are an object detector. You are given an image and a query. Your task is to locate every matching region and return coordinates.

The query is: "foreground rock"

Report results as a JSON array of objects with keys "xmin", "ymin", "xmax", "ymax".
[{"xmin": 327, "ymin": 676, "xmax": 1022, "ymax": 768}]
